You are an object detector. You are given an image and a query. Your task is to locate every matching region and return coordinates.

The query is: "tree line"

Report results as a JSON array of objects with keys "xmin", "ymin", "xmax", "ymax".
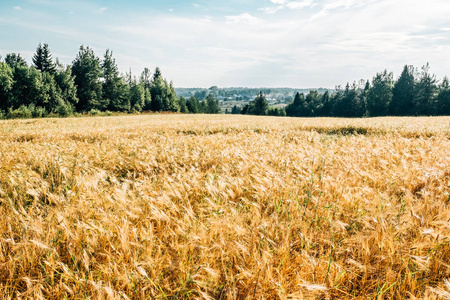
[
  {"xmin": 233, "ymin": 64, "xmax": 450, "ymax": 117},
  {"xmin": 0, "ymin": 43, "xmax": 220, "ymax": 119},
  {"xmin": 1, "ymin": 43, "xmax": 450, "ymax": 119}
]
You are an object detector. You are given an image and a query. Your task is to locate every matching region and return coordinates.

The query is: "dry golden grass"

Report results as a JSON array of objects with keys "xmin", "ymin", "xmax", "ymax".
[{"xmin": 0, "ymin": 114, "xmax": 449, "ymax": 299}]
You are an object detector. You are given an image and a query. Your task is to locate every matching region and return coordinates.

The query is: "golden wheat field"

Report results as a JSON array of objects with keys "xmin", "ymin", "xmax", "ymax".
[{"xmin": 0, "ymin": 114, "xmax": 449, "ymax": 299}]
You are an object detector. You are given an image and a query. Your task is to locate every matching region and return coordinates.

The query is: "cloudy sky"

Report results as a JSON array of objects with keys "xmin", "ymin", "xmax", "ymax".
[{"xmin": 1, "ymin": 0, "xmax": 450, "ymax": 88}]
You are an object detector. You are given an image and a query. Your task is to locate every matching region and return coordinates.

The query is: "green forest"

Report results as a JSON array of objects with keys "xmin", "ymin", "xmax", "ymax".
[{"xmin": 1, "ymin": 43, "xmax": 449, "ymax": 119}]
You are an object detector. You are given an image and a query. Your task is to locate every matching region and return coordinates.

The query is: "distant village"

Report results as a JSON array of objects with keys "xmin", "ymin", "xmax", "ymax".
[{"xmin": 175, "ymin": 87, "xmax": 331, "ymax": 113}]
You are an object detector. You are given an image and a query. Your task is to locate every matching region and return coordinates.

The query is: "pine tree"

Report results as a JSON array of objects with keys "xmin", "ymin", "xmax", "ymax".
[
  {"xmin": 140, "ymin": 68, "xmax": 151, "ymax": 90},
  {"xmin": 32, "ymin": 43, "xmax": 56, "ymax": 74},
  {"xmin": 178, "ymin": 96, "xmax": 188, "ymax": 113},
  {"xmin": 390, "ymin": 65, "xmax": 415, "ymax": 116},
  {"xmin": 186, "ymin": 96, "xmax": 200, "ymax": 113},
  {"xmin": 414, "ymin": 63, "xmax": 437, "ymax": 115},
  {"xmin": 71, "ymin": 45, "xmax": 104, "ymax": 111},
  {"xmin": 150, "ymin": 67, "xmax": 164, "ymax": 111},
  {"xmin": 205, "ymin": 94, "xmax": 221, "ymax": 114},
  {"xmin": 285, "ymin": 92, "xmax": 307, "ymax": 117},
  {"xmin": 129, "ymin": 80, "xmax": 145, "ymax": 112},
  {"xmin": 247, "ymin": 91, "xmax": 268, "ymax": 115},
  {"xmin": 366, "ymin": 70, "xmax": 393, "ymax": 116},
  {"xmin": 436, "ymin": 77, "xmax": 450, "ymax": 115},
  {"xmin": 54, "ymin": 65, "xmax": 79, "ymax": 108},
  {"xmin": 4, "ymin": 53, "xmax": 27, "ymax": 69},
  {"xmin": 101, "ymin": 49, "xmax": 129, "ymax": 111}
]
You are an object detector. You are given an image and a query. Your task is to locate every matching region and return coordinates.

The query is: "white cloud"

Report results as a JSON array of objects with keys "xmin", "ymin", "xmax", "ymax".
[
  {"xmin": 13, "ymin": 6, "xmax": 22, "ymax": 10},
  {"xmin": 260, "ymin": 0, "xmax": 315, "ymax": 13},
  {"xmin": 225, "ymin": 13, "xmax": 262, "ymax": 25},
  {"xmin": 4, "ymin": 0, "xmax": 450, "ymax": 87},
  {"xmin": 98, "ymin": 7, "xmax": 108, "ymax": 13}
]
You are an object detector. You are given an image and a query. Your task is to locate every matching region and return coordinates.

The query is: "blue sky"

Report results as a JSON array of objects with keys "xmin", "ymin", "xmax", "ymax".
[{"xmin": 1, "ymin": 0, "xmax": 450, "ymax": 88}]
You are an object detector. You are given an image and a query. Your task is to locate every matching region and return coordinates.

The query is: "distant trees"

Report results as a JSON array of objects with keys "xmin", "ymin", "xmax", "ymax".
[
  {"xmin": 414, "ymin": 63, "xmax": 437, "ymax": 116},
  {"xmin": 246, "ymin": 91, "xmax": 269, "ymax": 115},
  {"xmin": 0, "ymin": 43, "xmax": 199, "ymax": 118},
  {"xmin": 1, "ymin": 42, "xmax": 450, "ymax": 119},
  {"xmin": 72, "ymin": 46, "xmax": 104, "ymax": 111},
  {"xmin": 0, "ymin": 62, "xmax": 14, "ymax": 111},
  {"xmin": 437, "ymin": 77, "xmax": 450, "ymax": 115},
  {"xmin": 366, "ymin": 70, "xmax": 393, "ymax": 116},
  {"xmin": 102, "ymin": 49, "xmax": 129, "ymax": 111}
]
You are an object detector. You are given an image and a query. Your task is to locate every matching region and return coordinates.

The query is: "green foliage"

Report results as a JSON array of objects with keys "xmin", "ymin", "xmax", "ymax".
[
  {"xmin": 2, "ymin": 43, "xmax": 450, "ymax": 119},
  {"xmin": 72, "ymin": 45, "xmax": 104, "ymax": 111},
  {"xmin": 285, "ymin": 92, "xmax": 307, "ymax": 117},
  {"xmin": 414, "ymin": 63, "xmax": 437, "ymax": 115},
  {"xmin": 246, "ymin": 91, "xmax": 268, "ymax": 115},
  {"xmin": 205, "ymin": 94, "xmax": 221, "ymax": 114},
  {"xmin": 332, "ymin": 83, "xmax": 365, "ymax": 117},
  {"xmin": 129, "ymin": 81, "xmax": 145, "ymax": 112},
  {"xmin": 178, "ymin": 96, "xmax": 188, "ymax": 113},
  {"xmin": 32, "ymin": 43, "xmax": 56, "ymax": 74},
  {"xmin": 367, "ymin": 70, "xmax": 393, "ymax": 116},
  {"xmin": 4, "ymin": 53, "xmax": 27, "ymax": 69},
  {"xmin": 267, "ymin": 107, "xmax": 285, "ymax": 116},
  {"xmin": 11, "ymin": 65, "xmax": 44, "ymax": 108},
  {"xmin": 390, "ymin": 65, "xmax": 415, "ymax": 116},
  {"xmin": 6, "ymin": 104, "xmax": 48, "ymax": 119},
  {"xmin": 436, "ymin": 77, "xmax": 450, "ymax": 115},
  {"xmin": 54, "ymin": 65, "xmax": 79, "ymax": 107},
  {"xmin": 0, "ymin": 62, "xmax": 14, "ymax": 111},
  {"xmin": 102, "ymin": 49, "xmax": 130, "ymax": 111},
  {"xmin": 186, "ymin": 96, "xmax": 200, "ymax": 113},
  {"xmin": 231, "ymin": 105, "xmax": 241, "ymax": 114},
  {"xmin": 149, "ymin": 68, "xmax": 180, "ymax": 112}
]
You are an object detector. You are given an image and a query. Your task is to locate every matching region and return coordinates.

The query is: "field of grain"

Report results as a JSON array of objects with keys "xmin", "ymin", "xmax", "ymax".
[{"xmin": 0, "ymin": 114, "xmax": 449, "ymax": 299}]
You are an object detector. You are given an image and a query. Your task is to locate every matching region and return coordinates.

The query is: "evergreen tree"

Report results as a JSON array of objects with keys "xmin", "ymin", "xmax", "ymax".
[
  {"xmin": 390, "ymin": 65, "xmax": 415, "ymax": 115},
  {"xmin": 150, "ymin": 67, "xmax": 164, "ymax": 111},
  {"xmin": 231, "ymin": 105, "xmax": 241, "ymax": 114},
  {"xmin": 318, "ymin": 91, "xmax": 332, "ymax": 116},
  {"xmin": 143, "ymin": 87, "xmax": 152, "ymax": 111},
  {"xmin": 436, "ymin": 77, "xmax": 450, "ymax": 115},
  {"xmin": 199, "ymin": 99, "xmax": 208, "ymax": 113},
  {"xmin": 71, "ymin": 45, "xmax": 104, "ymax": 111},
  {"xmin": 164, "ymin": 81, "xmax": 180, "ymax": 112},
  {"xmin": 39, "ymin": 71, "xmax": 67, "ymax": 113},
  {"xmin": 186, "ymin": 96, "xmax": 200, "ymax": 113},
  {"xmin": 367, "ymin": 70, "xmax": 393, "ymax": 116},
  {"xmin": 247, "ymin": 91, "xmax": 268, "ymax": 115},
  {"xmin": 305, "ymin": 90, "xmax": 321, "ymax": 116},
  {"xmin": 4, "ymin": 53, "xmax": 27, "ymax": 69},
  {"xmin": 32, "ymin": 43, "xmax": 56, "ymax": 74},
  {"xmin": 178, "ymin": 96, "xmax": 188, "ymax": 113},
  {"xmin": 140, "ymin": 68, "xmax": 152, "ymax": 90},
  {"xmin": 333, "ymin": 83, "xmax": 356, "ymax": 117},
  {"xmin": 54, "ymin": 64, "xmax": 79, "ymax": 108},
  {"xmin": 129, "ymin": 80, "xmax": 145, "ymax": 112},
  {"xmin": 414, "ymin": 63, "xmax": 437, "ymax": 115},
  {"xmin": 205, "ymin": 94, "xmax": 221, "ymax": 114},
  {"xmin": 268, "ymin": 107, "xmax": 285, "ymax": 116},
  {"xmin": 285, "ymin": 92, "xmax": 308, "ymax": 116},
  {"xmin": 240, "ymin": 104, "xmax": 249, "ymax": 115},
  {"xmin": 101, "ymin": 49, "xmax": 129, "ymax": 111}
]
